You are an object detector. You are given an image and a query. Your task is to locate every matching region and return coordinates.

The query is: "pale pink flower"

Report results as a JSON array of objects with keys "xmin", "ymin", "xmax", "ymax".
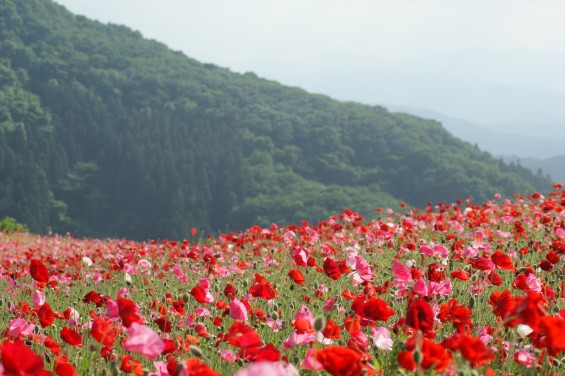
[
  {"xmin": 514, "ymin": 349, "xmax": 537, "ymax": 368},
  {"xmin": 194, "ymin": 308, "xmax": 211, "ymax": 317},
  {"xmin": 301, "ymin": 348, "xmax": 323, "ymax": 371},
  {"xmin": 235, "ymin": 361, "xmax": 298, "ymax": 376},
  {"xmin": 6, "ymin": 318, "xmax": 35, "ymax": 338},
  {"xmin": 123, "ymin": 322, "xmax": 165, "ymax": 360},
  {"xmin": 150, "ymin": 361, "xmax": 170, "ymax": 376},
  {"xmin": 221, "ymin": 349, "xmax": 238, "ymax": 363},
  {"xmin": 282, "ymin": 331, "xmax": 316, "ymax": 348},
  {"xmin": 371, "ymin": 327, "xmax": 393, "ymax": 350},
  {"xmin": 32, "ymin": 290, "xmax": 45, "ymax": 306},
  {"xmin": 294, "ymin": 305, "xmax": 314, "ymax": 322},
  {"xmin": 137, "ymin": 259, "xmax": 152, "ymax": 274},
  {"xmin": 430, "ymin": 279, "xmax": 453, "ymax": 297},
  {"xmin": 229, "ymin": 299, "xmax": 248, "ymax": 322},
  {"xmin": 525, "ymin": 274, "xmax": 541, "ymax": 293}
]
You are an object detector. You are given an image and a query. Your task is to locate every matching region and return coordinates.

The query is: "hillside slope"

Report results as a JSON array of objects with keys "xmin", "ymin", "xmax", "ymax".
[{"xmin": 0, "ymin": 0, "xmax": 552, "ymax": 239}]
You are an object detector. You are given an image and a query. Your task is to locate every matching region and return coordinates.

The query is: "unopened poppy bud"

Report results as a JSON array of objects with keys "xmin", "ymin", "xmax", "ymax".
[
  {"xmin": 471, "ymin": 273, "xmax": 478, "ymax": 282},
  {"xmin": 237, "ymin": 358, "xmax": 245, "ymax": 367},
  {"xmin": 189, "ymin": 345, "xmax": 203, "ymax": 358},
  {"xmin": 242, "ymin": 280, "xmax": 248, "ymax": 287},
  {"xmin": 271, "ymin": 311, "xmax": 279, "ymax": 320},
  {"xmin": 413, "ymin": 349, "xmax": 422, "ymax": 365},
  {"xmin": 182, "ymin": 293, "xmax": 190, "ymax": 303},
  {"xmin": 314, "ymin": 316, "xmax": 326, "ymax": 331},
  {"xmin": 468, "ymin": 296, "xmax": 475, "ymax": 309}
]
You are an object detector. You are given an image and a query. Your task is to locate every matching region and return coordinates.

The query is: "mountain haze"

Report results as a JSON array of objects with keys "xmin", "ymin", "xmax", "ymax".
[{"xmin": 0, "ymin": 0, "xmax": 552, "ymax": 239}]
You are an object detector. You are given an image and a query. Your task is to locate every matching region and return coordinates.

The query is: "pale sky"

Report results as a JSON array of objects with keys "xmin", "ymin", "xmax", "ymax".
[{"xmin": 53, "ymin": 0, "xmax": 565, "ymax": 134}]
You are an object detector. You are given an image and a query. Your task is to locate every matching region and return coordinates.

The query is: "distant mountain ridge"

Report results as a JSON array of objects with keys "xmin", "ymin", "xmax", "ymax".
[
  {"xmin": 388, "ymin": 106, "xmax": 565, "ymax": 159},
  {"xmin": 0, "ymin": 0, "xmax": 552, "ymax": 239}
]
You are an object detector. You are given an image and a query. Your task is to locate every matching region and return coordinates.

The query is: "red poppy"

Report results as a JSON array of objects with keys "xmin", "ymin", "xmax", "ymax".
[
  {"xmin": 249, "ymin": 273, "xmax": 278, "ymax": 300},
  {"xmin": 54, "ymin": 356, "xmax": 78, "ymax": 376},
  {"xmin": 244, "ymin": 343, "xmax": 281, "ymax": 362},
  {"xmin": 450, "ymin": 269, "xmax": 470, "ymax": 281},
  {"xmin": 316, "ymin": 346, "xmax": 363, "ymax": 376},
  {"xmin": 30, "ymin": 259, "xmax": 49, "ymax": 283},
  {"xmin": 183, "ymin": 358, "xmax": 220, "ymax": 376},
  {"xmin": 398, "ymin": 337, "xmax": 452, "ymax": 372},
  {"xmin": 442, "ymin": 334, "xmax": 495, "ymax": 367},
  {"xmin": 406, "ymin": 298, "xmax": 435, "ymax": 336},
  {"xmin": 323, "ymin": 258, "xmax": 342, "ymax": 280},
  {"xmin": 191, "ymin": 285, "xmax": 209, "ymax": 304},
  {"xmin": 287, "ymin": 269, "xmax": 306, "ymax": 285},
  {"xmin": 223, "ymin": 283, "xmax": 236, "ymax": 300},
  {"xmin": 44, "ymin": 336, "xmax": 62, "ymax": 355},
  {"xmin": 505, "ymin": 292, "xmax": 547, "ymax": 331},
  {"xmin": 90, "ymin": 317, "xmax": 116, "ymax": 348},
  {"xmin": 489, "ymin": 290, "xmax": 516, "ymax": 320},
  {"xmin": 438, "ymin": 298, "xmax": 473, "ymax": 333},
  {"xmin": 491, "ymin": 250, "xmax": 515, "ymax": 270},
  {"xmin": 322, "ymin": 319, "xmax": 342, "ymax": 340},
  {"xmin": 154, "ymin": 316, "xmax": 172, "ymax": 333},
  {"xmin": 226, "ymin": 321, "xmax": 263, "ymax": 349},
  {"xmin": 117, "ymin": 297, "xmax": 142, "ymax": 328},
  {"xmin": 60, "ymin": 326, "xmax": 82, "ymax": 348},
  {"xmin": 533, "ymin": 316, "xmax": 565, "ymax": 356},
  {"xmin": 0, "ymin": 340, "xmax": 47, "ymax": 375},
  {"xmin": 361, "ymin": 297, "xmax": 396, "ymax": 323},
  {"xmin": 38, "ymin": 302, "xmax": 55, "ymax": 328},
  {"xmin": 82, "ymin": 290, "xmax": 105, "ymax": 307}
]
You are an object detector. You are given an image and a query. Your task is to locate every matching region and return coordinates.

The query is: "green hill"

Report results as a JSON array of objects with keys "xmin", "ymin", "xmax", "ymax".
[{"xmin": 0, "ymin": 0, "xmax": 552, "ymax": 239}]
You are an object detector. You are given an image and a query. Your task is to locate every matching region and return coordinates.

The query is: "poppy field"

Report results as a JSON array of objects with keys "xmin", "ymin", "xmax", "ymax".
[{"xmin": 1, "ymin": 186, "xmax": 565, "ymax": 375}]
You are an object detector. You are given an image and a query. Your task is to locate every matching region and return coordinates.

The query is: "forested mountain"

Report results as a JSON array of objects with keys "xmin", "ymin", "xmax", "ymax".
[{"xmin": 0, "ymin": 0, "xmax": 552, "ymax": 239}]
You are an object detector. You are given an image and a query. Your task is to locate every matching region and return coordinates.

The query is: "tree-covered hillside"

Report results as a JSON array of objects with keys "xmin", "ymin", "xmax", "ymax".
[{"xmin": 0, "ymin": 0, "xmax": 552, "ymax": 239}]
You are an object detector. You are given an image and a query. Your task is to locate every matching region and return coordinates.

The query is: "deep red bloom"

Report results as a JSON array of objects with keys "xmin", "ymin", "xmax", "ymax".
[
  {"xmin": 191, "ymin": 285, "xmax": 209, "ymax": 304},
  {"xmin": 30, "ymin": 259, "xmax": 49, "ymax": 283},
  {"xmin": 323, "ymin": 258, "xmax": 342, "ymax": 280},
  {"xmin": 322, "ymin": 319, "xmax": 342, "ymax": 340},
  {"xmin": 491, "ymin": 250, "xmax": 515, "ymax": 270},
  {"xmin": 546, "ymin": 251, "xmax": 560, "ymax": 264},
  {"xmin": 316, "ymin": 346, "xmax": 363, "ymax": 376},
  {"xmin": 60, "ymin": 326, "xmax": 82, "ymax": 348},
  {"xmin": 154, "ymin": 316, "xmax": 173, "ymax": 333},
  {"xmin": 44, "ymin": 336, "xmax": 62, "ymax": 355},
  {"xmin": 223, "ymin": 283, "xmax": 236, "ymax": 301},
  {"xmin": 90, "ymin": 317, "xmax": 116, "ymax": 348},
  {"xmin": 38, "ymin": 302, "xmax": 55, "ymax": 328},
  {"xmin": 183, "ymin": 358, "xmax": 220, "ymax": 376},
  {"xmin": 288, "ymin": 269, "xmax": 306, "ymax": 285},
  {"xmin": 54, "ymin": 356, "xmax": 78, "ymax": 376},
  {"xmin": 361, "ymin": 297, "xmax": 396, "ymax": 323},
  {"xmin": 226, "ymin": 321, "xmax": 263, "ymax": 349},
  {"xmin": 117, "ymin": 297, "xmax": 142, "ymax": 327},
  {"xmin": 82, "ymin": 290, "xmax": 105, "ymax": 307},
  {"xmin": 406, "ymin": 298, "xmax": 435, "ymax": 336},
  {"xmin": 243, "ymin": 343, "xmax": 281, "ymax": 362},
  {"xmin": 398, "ymin": 337, "xmax": 452, "ymax": 372},
  {"xmin": 0, "ymin": 340, "xmax": 47, "ymax": 375},
  {"xmin": 505, "ymin": 292, "xmax": 547, "ymax": 331},
  {"xmin": 533, "ymin": 316, "xmax": 565, "ymax": 356},
  {"xmin": 438, "ymin": 298, "xmax": 473, "ymax": 333},
  {"xmin": 489, "ymin": 290, "xmax": 516, "ymax": 319},
  {"xmin": 442, "ymin": 334, "xmax": 495, "ymax": 367},
  {"xmin": 249, "ymin": 273, "xmax": 278, "ymax": 300},
  {"xmin": 450, "ymin": 269, "xmax": 470, "ymax": 281}
]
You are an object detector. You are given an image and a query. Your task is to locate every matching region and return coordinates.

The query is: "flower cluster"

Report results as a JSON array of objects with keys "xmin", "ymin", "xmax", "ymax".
[{"xmin": 0, "ymin": 185, "xmax": 564, "ymax": 375}]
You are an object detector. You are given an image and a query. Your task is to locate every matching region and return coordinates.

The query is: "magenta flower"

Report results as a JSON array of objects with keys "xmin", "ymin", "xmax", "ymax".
[{"xmin": 235, "ymin": 361, "xmax": 298, "ymax": 376}]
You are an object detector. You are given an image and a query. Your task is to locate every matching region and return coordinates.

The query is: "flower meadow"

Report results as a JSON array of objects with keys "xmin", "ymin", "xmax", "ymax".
[{"xmin": 1, "ymin": 186, "xmax": 565, "ymax": 376}]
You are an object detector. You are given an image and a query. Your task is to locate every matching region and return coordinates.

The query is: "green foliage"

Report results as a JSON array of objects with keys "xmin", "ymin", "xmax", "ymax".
[
  {"xmin": 0, "ymin": 216, "xmax": 28, "ymax": 233},
  {"xmin": 0, "ymin": 0, "xmax": 553, "ymax": 239}
]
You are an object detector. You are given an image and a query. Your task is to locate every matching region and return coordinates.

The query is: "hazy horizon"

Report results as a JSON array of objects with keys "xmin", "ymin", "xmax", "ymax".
[{"xmin": 53, "ymin": 0, "xmax": 565, "ymax": 146}]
